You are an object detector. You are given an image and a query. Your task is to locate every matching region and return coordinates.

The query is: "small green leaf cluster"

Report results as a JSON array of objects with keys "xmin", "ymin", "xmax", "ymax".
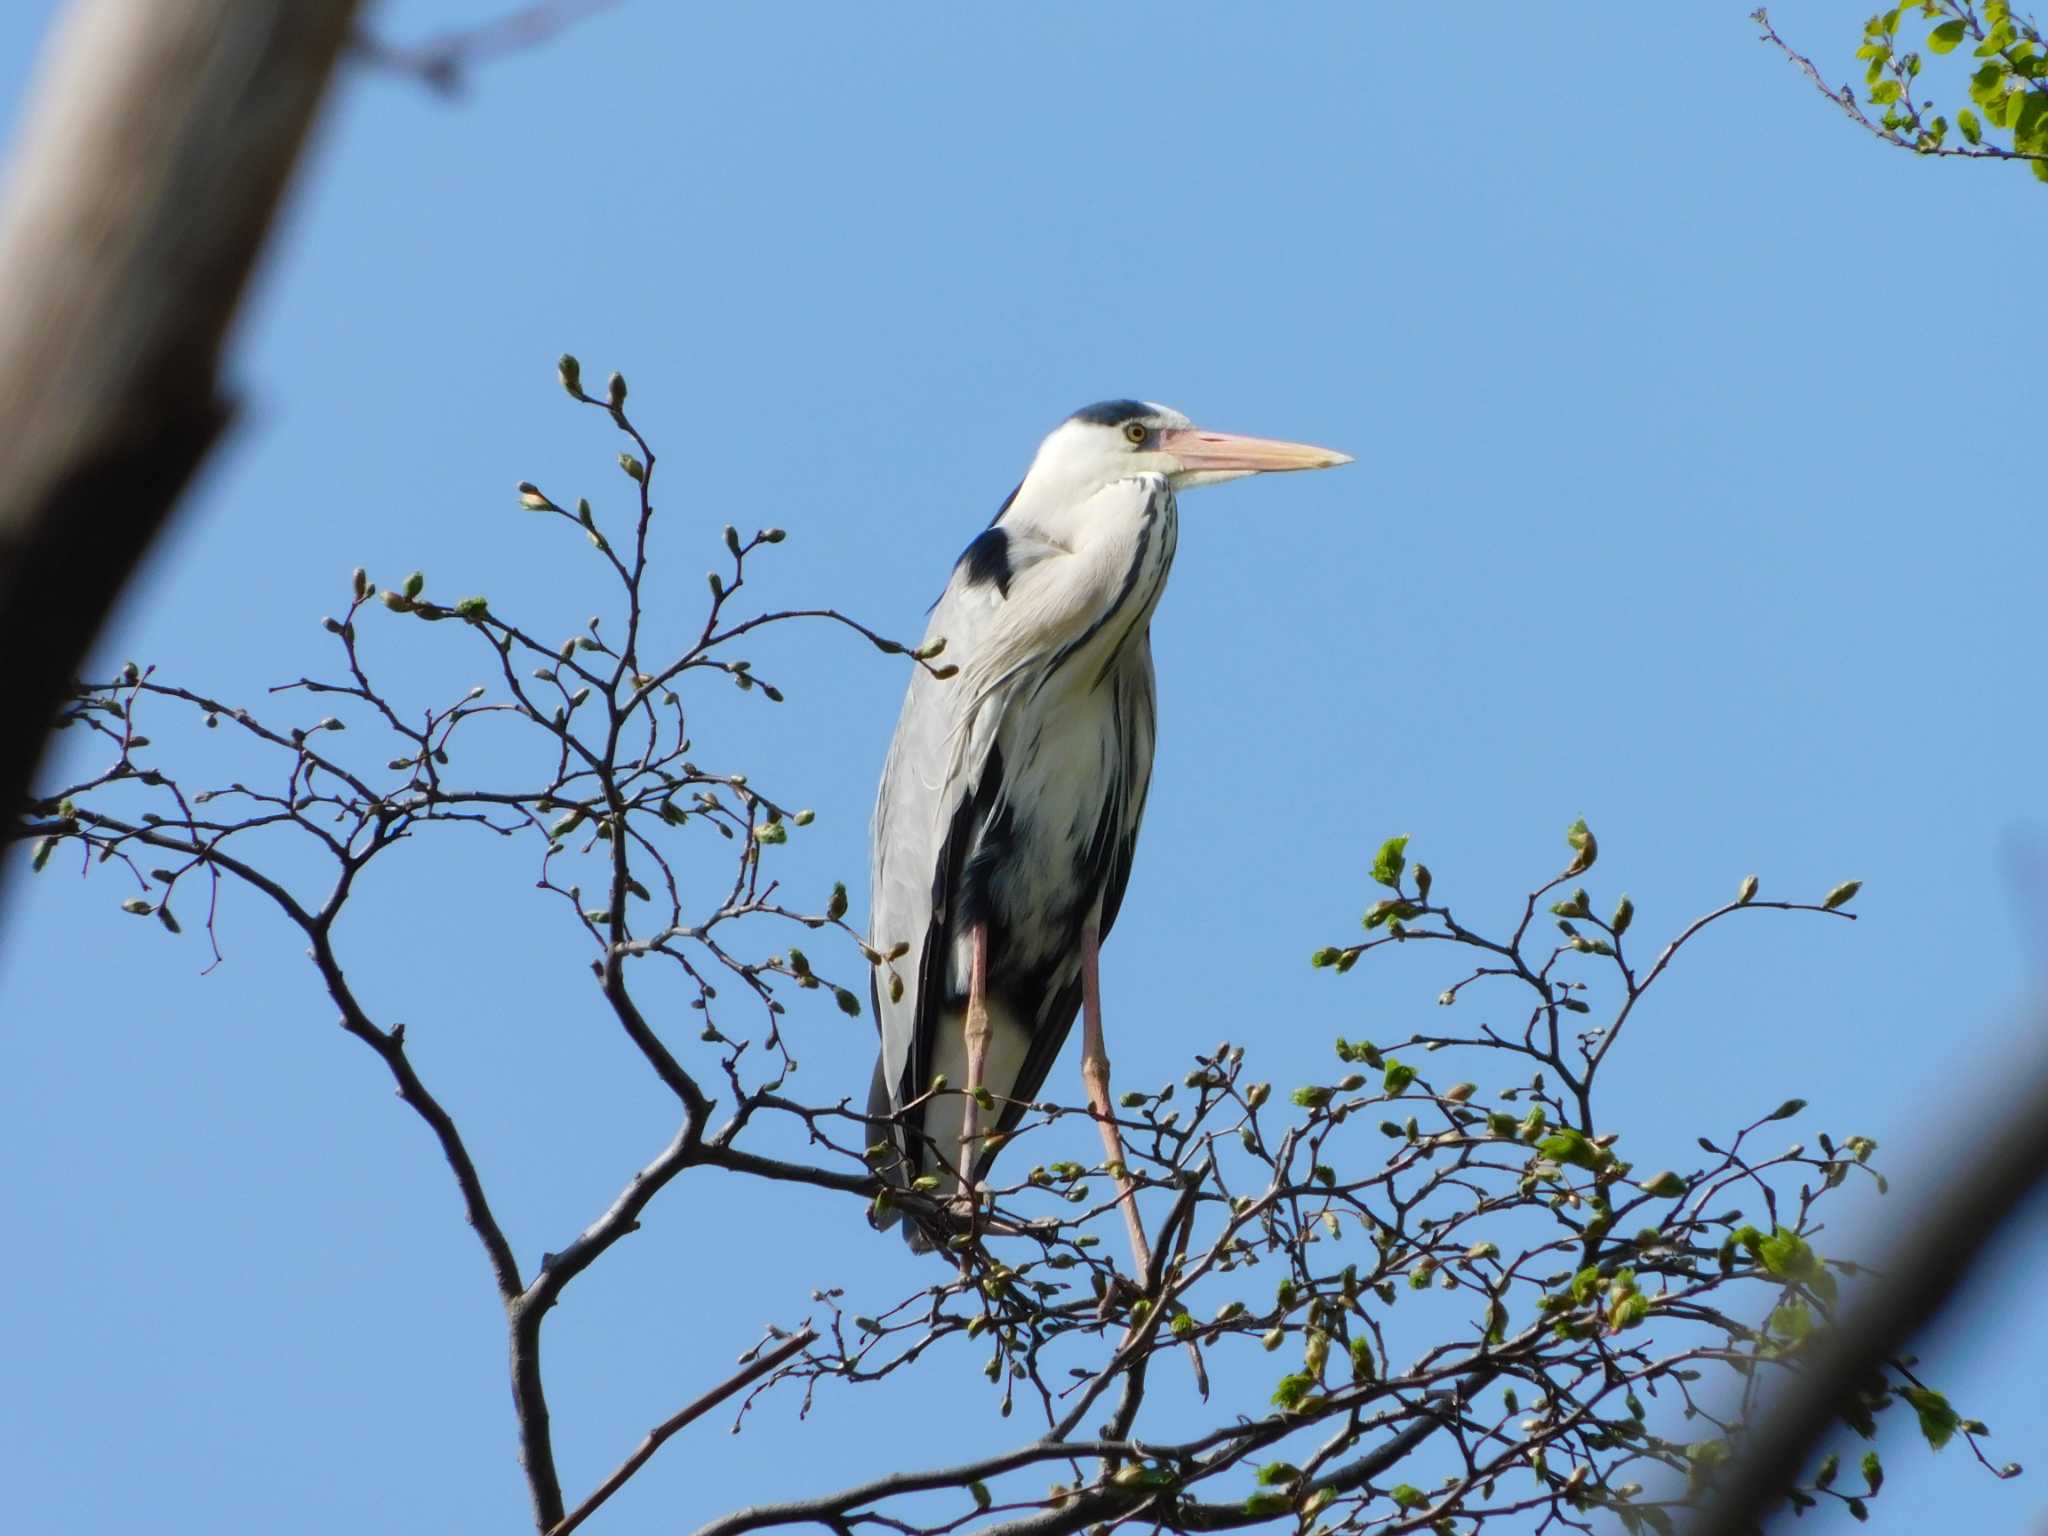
[{"xmin": 1853, "ymin": 2, "xmax": 2048, "ymax": 178}]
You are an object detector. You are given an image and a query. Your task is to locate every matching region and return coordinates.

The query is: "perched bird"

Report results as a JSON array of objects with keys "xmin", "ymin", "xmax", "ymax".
[{"xmin": 867, "ymin": 400, "xmax": 1350, "ymax": 1263}]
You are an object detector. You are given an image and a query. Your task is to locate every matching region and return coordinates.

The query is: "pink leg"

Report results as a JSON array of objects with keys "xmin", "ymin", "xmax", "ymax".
[
  {"xmin": 1079, "ymin": 924, "xmax": 1153, "ymax": 1281},
  {"xmin": 956, "ymin": 922, "xmax": 992, "ymax": 1207}
]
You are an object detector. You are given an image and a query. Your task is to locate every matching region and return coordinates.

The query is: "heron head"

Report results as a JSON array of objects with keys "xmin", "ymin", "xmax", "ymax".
[{"xmin": 1030, "ymin": 400, "xmax": 1352, "ymax": 495}]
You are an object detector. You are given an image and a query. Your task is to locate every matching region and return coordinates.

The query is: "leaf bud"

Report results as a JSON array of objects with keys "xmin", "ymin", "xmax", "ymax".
[
  {"xmin": 1564, "ymin": 817, "xmax": 1597, "ymax": 874},
  {"xmin": 403, "ymin": 570, "xmax": 425, "ymax": 599},
  {"xmin": 724, "ymin": 524, "xmax": 743, "ymax": 557},
  {"xmin": 352, "ymin": 567, "xmax": 370, "ymax": 599},
  {"xmin": 1737, "ymin": 873, "xmax": 1759, "ymax": 904},
  {"xmin": 557, "ymin": 354, "xmax": 582, "ymax": 395},
  {"xmin": 1822, "ymin": 879, "xmax": 1862, "ymax": 910},
  {"xmin": 607, "ymin": 371, "xmax": 627, "ymax": 409},
  {"xmin": 618, "ymin": 453, "xmax": 645, "ymax": 482}
]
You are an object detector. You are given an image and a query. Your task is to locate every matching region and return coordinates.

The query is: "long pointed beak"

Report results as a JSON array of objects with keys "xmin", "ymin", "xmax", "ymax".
[{"xmin": 1158, "ymin": 426, "xmax": 1353, "ymax": 474}]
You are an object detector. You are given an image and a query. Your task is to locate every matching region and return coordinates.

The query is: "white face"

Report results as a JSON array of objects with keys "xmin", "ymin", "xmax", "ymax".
[{"xmin": 1026, "ymin": 403, "xmax": 1352, "ymax": 499}]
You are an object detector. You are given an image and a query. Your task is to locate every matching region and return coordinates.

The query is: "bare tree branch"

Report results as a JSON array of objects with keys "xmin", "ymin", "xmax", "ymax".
[
  {"xmin": 549, "ymin": 1326, "xmax": 819, "ymax": 1536},
  {"xmin": 354, "ymin": 0, "xmax": 621, "ymax": 95}
]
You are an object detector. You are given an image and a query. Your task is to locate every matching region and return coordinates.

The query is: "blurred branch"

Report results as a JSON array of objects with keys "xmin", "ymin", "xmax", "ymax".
[
  {"xmin": 1691, "ymin": 1040, "xmax": 2046, "ymax": 1535},
  {"xmin": 0, "ymin": 0, "xmax": 360, "ymax": 915},
  {"xmin": 354, "ymin": 0, "xmax": 621, "ymax": 95}
]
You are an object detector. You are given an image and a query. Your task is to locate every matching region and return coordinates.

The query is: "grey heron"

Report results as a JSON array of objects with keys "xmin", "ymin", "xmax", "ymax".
[{"xmin": 867, "ymin": 400, "xmax": 1351, "ymax": 1269}]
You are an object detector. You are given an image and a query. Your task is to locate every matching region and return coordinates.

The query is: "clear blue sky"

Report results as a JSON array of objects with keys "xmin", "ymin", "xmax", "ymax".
[{"xmin": 2, "ymin": 3, "xmax": 2042, "ymax": 1532}]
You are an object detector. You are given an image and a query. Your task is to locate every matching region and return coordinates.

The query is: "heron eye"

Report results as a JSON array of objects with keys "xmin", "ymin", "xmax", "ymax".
[{"xmin": 1122, "ymin": 422, "xmax": 1147, "ymax": 445}]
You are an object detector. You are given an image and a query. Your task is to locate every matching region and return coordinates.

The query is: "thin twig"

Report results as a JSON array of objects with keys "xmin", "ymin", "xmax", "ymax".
[{"xmin": 549, "ymin": 1327, "xmax": 819, "ymax": 1536}]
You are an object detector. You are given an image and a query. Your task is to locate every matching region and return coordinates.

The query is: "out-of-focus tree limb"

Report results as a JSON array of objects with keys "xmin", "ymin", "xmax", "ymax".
[
  {"xmin": 1692, "ymin": 1038, "xmax": 2048, "ymax": 1534},
  {"xmin": 0, "ymin": 0, "xmax": 362, "ymax": 893},
  {"xmin": 354, "ymin": 0, "xmax": 620, "ymax": 96}
]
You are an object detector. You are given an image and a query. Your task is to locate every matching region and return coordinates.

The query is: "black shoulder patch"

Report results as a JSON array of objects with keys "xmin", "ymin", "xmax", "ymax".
[
  {"xmin": 1068, "ymin": 399, "xmax": 1151, "ymax": 427},
  {"xmin": 956, "ymin": 526, "xmax": 1012, "ymax": 596}
]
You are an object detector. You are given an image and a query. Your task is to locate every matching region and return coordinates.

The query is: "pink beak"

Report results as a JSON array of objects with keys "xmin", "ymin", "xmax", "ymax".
[{"xmin": 1157, "ymin": 426, "xmax": 1353, "ymax": 474}]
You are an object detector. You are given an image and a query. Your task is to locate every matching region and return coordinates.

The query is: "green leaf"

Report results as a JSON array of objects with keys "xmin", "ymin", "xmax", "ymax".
[
  {"xmin": 1861, "ymin": 1450, "xmax": 1883, "ymax": 1493},
  {"xmin": 1928, "ymin": 18, "xmax": 1968, "ymax": 51},
  {"xmin": 1869, "ymin": 79, "xmax": 1903, "ymax": 104},
  {"xmin": 1389, "ymin": 1484, "xmax": 1426, "ymax": 1511},
  {"xmin": 2015, "ymin": 92, "xmax": 2048, "ymax": 154},
  {"xmin": 1270, "ymin": 1373, "xmax": 1315, "ymax": 1410},
  {"xmin": 1371, "ymin": 834, "xmax": 1410, "ymax": 888},
  {"xmin": 1382, "ymin": 1060, "xmax": 1417, "ymax": 1095},
  {"xmin": 1959, "ymin": 106, "xmax": 1984, "ymax": 141},
  {"xmin": 1565, "ymin": 817, "xmax": 1598, "ymax": 872},
  {"xmin": 1769, "ymin": 1300, "xmax": 1815, "ymax": 1341},
  {"xmin": 1901, "ymin": 1386, "xmax": 1960, "ymax": 1450},
  {"xmin": 1257, "ymin": 1462, "xmax": 1301, "ymax": 1487},
  {"xmin": 1686, "ymin": 1439, "xmax": 1732, "ymax": 1492},
  {"xmin": 1609, "ymin": 1292, "xmax": 1650, "ymax": 1330},
  {"xmin": 1757, "ymin": 1225, "xmax": 1822, "ymax": 1283},
  {"xmin": 1537, "ymin": 1127, "xmax": 1601, "ymax": 1170}
]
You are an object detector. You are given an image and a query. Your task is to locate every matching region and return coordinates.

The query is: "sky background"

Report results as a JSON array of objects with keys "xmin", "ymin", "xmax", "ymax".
[{"xmin": 2, "ymin": 2, "xmax": 2043, "ymax": 1532}]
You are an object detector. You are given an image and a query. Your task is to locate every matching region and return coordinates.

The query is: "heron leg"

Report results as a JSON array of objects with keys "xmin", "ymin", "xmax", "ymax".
[
  {"xmin": 1079, "ymin": 923, "xmax": 1153, "ymax": 1282},
  {"xmin": 957, "ymin": 921, "xmax": 993, "ymax": 1212}
]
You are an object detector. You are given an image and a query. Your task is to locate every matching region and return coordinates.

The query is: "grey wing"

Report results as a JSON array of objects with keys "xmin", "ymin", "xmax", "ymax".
[{"xmin": 866, "ymin": 568, "xmax": 1010, "ymax": 1153}]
